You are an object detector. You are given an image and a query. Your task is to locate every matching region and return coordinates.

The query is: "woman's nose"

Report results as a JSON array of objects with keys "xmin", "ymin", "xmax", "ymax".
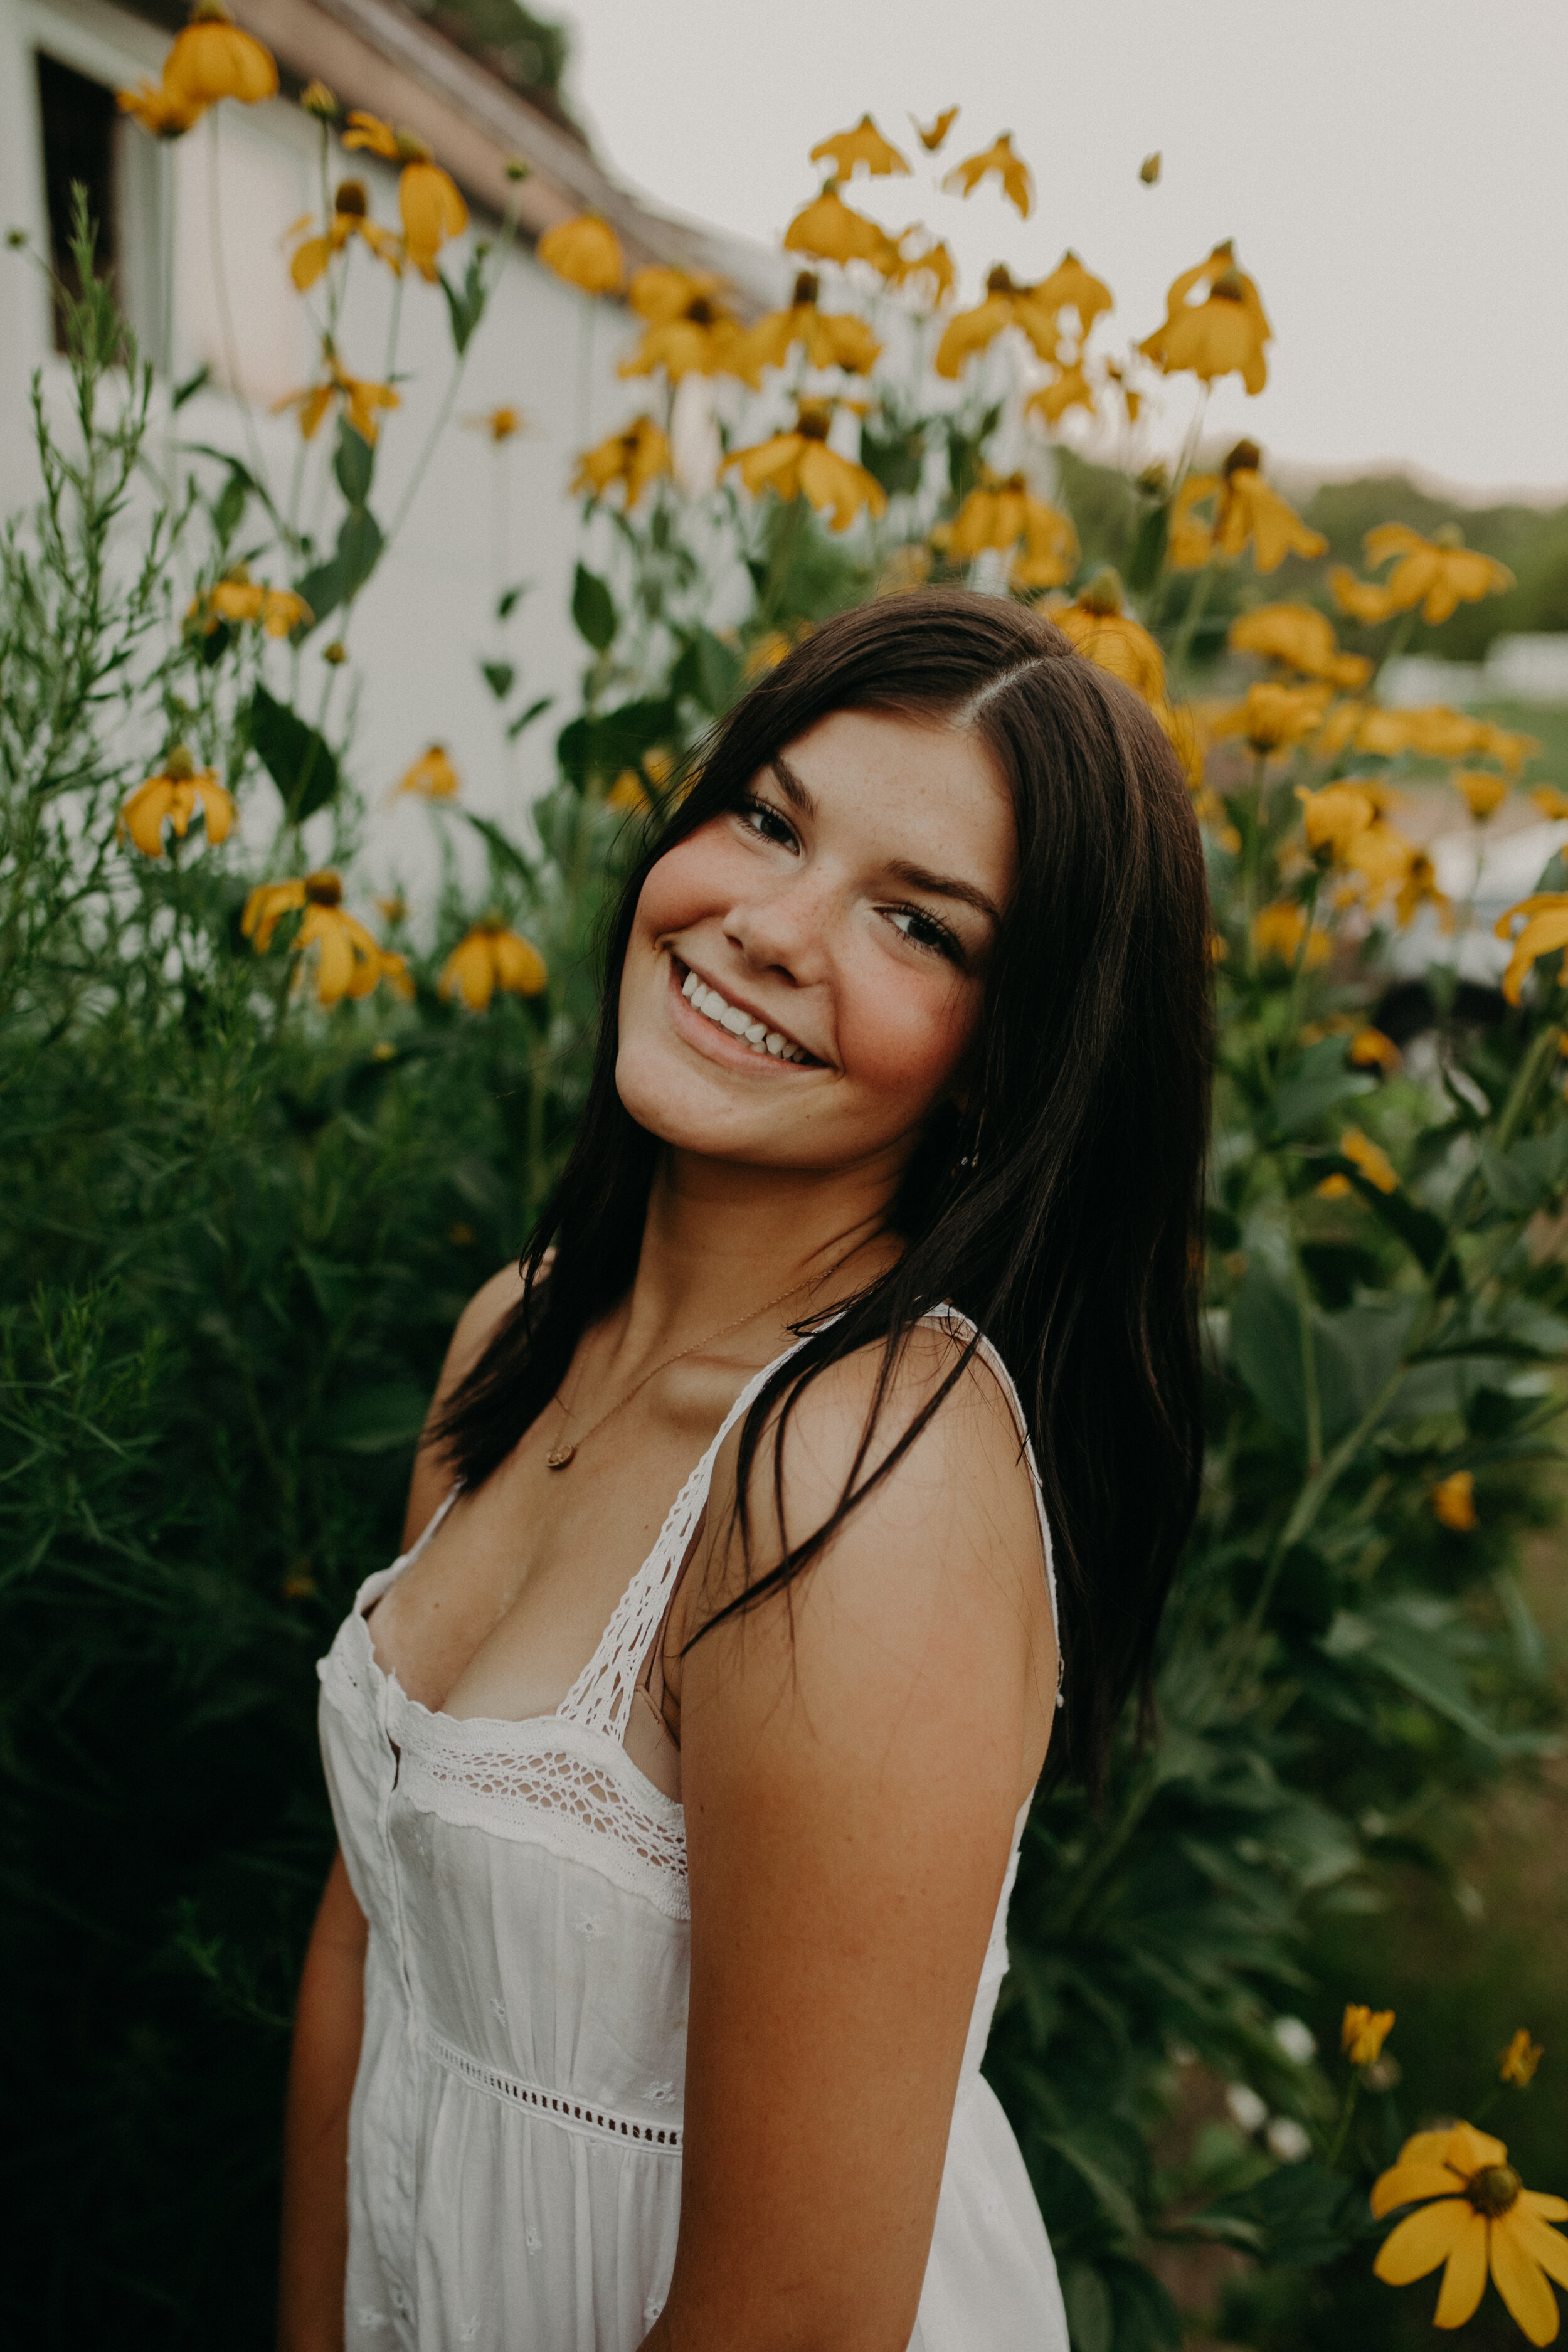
[{"xmin": 724, "ymin": 866, "xmax": 837, "ymax": 981}]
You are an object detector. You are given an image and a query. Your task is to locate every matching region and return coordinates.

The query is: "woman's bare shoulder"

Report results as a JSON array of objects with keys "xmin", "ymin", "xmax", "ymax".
[{"xmin": 695, "ymin": 1315, "xmax": 1052, "ymax": 1672}]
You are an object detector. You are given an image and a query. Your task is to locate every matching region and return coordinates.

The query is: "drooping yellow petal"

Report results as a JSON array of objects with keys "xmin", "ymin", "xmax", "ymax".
[
  {"xmin": 1142, "ymin": 245, "xmax": 1271, "ymax": 392},
  {"xmin": 120, "ymin": 778, "xmax": 176, "ymax": 856},
  {"xmin": 1490, "ymin": 2212, "xmax": 1564, "ymax": 2346},
  {"xmin": 943, "ymin": 131, "xmax": 1033, "ymax": 218},
  {"xmin": 1217, "ymin": 470, "xmax": 1327, "ymax": 572},
  {"xmin": 398, "ymin": 745, "xmax": 458, "ymax": 799},
  {"xmin": 1032, "ymin": 250, "xmax": 1113, "ymax": 335},
  {"xmin": 1341, "ymin": 1127, "xmax": 1398, "ymax": 1193},
  {"xmin": 1341, "ymin": 2003, "xmax": 1396, "ymax": 2066},
  {"xmin": 1372, "ymin": 2165, "xmax": 1469, "ymax": 2219},
  {"xmin": 1253, "ymin": 901, "xmax": 1330, "ymax": 967},
  {"xmin": 1431, "ymin": 1471, "xmax": 1478, "ymax": 1531},
  {"xmin": 490, "ymin": 928, "xmax": 548, "ymax": 996},
  {"xmin": 1500, "ymin": 2031, "xmax": 1546, "ymax": 2088},
  {"xmin": 440, "ymin": 933, "xmax": 496, "ymax": 1010},
  {"xmin": 1027, "ymin": 362, "xmax": 1095, "ymax": 428},
  {"xmin": 1514, "ymin": 2205, "xmax": 1568, "ymax": 2280},
  {"xmin": 783, "ymin": 186, "xmax": 898, "ymax": 272},
  {"xmin": 342, "ymin": 109, "xmax": 400, "ymax": 159},
  {"xmin": 572, "ymin": 415, "xmax": 670, "ymax": 506},
  {"xmin": 1296, "ymin": 783, "xmax": 1377, "ymax": 859},
  {"xmin": 117, "ymin": 78, "xmax": 204, "ymax": 137},
  {"xmin": 290, "ymin": 234, "xmax": 332, "ymax": 292},
  {"xmin": 300, "ymin": 904, "xmax": 356, "ymax": 1006},
  {"xmin": 1496, "ymin": 898, "xmax": 1568, "ymax": 1004},
  {"xmin": 193, "ymin": 775, "xmax": 237, "ymax": 842},
  {"xmin": 1329, "ymin": 567, "xmax": 1395, "ymax": 625},
  {"xmin": 911, "ymin": 105, "xmax": 959, "ymax": 152},
  {"xmin": 1430, "ymin": 2207, "xmax": 1490, "ymax": 2329},
  {"xmin": 400, "ymin": 161, "xmax": 467, "ymax": 281},
  {"xmin": 795, "ymin": 439, "xmax": 886, "ymax": 532},
  {"xmin": 163, "ymin": 9, "xmax": 277, "ymax": 107},
  {"xmin": 1454, "ymin": 768, "xmax": 1508, "ymax": 821},
  {"xmin": 1231, "ymin": 603, "xmax": 1345, "ymax": 679},
  {"xmin": 538, "ymin": 213, "xmax": 625, "ymax": 294},
  {"xmin": 1049, "ymin": 588, "xmax": 1168, "ymax": 706},
  {"xmin": 1374, "ymin": 2199, "xmax": 1476, "ymax": 2289},
  {"xmin": 808, "ymin": 114, "xmax": 909, "ymax": 179},
  {"xmin": 241, "ymin": 877, "xmax": 308, "ymax": 951}
]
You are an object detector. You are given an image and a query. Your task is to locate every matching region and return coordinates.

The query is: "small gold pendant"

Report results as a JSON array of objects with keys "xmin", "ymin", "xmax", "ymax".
[{"xmin": 546, "ymin": 1444, "xmax": 576, "ymax": 1470}]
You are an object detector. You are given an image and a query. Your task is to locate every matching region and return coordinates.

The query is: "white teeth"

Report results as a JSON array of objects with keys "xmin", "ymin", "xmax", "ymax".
[{"xmin": 677, "ymin": 964, "xmax": 809, "ymax": 1064}]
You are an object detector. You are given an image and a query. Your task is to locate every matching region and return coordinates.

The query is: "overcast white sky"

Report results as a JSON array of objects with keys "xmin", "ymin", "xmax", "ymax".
[{"xmin": 559, "ymin": 0, "xmax": 1567, "ymax": 502}]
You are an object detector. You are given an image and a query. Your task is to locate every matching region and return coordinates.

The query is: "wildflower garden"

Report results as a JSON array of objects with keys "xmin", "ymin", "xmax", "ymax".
[{"xmin": 5, "ymin": 14, "xmax": 1568, "ymax": 2346}]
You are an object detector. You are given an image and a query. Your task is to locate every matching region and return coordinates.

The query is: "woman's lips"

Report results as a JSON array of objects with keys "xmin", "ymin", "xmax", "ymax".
[{"xmin": 665, "ymin": 955, "xmax": 821, "ymax": 1072}]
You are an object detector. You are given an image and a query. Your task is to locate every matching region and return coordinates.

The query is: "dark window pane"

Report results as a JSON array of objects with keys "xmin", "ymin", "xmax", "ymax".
[{"xmin": 36, "ymin": 51, "xmax": 119, "ymax": 351}]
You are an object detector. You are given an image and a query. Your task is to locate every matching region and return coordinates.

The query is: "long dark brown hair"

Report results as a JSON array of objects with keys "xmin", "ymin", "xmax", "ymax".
[{"xmin": 436, "ymin": 590, "xmax": 1212, "ymax": 1793}]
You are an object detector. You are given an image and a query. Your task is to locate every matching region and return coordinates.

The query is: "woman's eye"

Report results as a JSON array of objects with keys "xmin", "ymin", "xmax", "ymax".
[
  {"xmin": 738, "ymin": 798, "xmax": 798, "ymax": 850},
  {"xmin": 886, "ymin": 904, "xmax": 963, "ymax": 963}
]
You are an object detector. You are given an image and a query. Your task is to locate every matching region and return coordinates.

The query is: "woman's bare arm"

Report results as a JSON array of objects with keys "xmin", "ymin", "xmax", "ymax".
[
  {"xmin": 277, "ymin": 1851, "xmax": 369, "ymax": 2352},
  {"xmin": 278, "ymin": 1258, "xmax": 534, "ymax": 2345},
  {"xmin": 648, "ymin": 1335, "xmax": 1057, "ymax": 2352}
]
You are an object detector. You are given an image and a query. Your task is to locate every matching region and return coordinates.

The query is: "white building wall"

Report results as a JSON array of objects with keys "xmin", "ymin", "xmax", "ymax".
[{"xmin": 1, "ymin": 0, "xmax": 692, "ymax": 896}]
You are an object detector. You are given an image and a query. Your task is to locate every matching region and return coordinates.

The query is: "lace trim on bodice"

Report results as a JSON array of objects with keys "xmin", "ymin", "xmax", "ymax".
[
  {"xmin": 395, "ymin": 1702, "xmax": 691, "ymax": 1920},
  {"xmin": 326, "ymin": 1308, "xmax": 1060, "ymax": 1919}
]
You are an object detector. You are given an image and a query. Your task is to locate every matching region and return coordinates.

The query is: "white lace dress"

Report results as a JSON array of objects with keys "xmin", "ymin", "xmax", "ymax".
[{"xmin": 317, "ymin": 1310, "xmax": 1068, "ymax": 2351}]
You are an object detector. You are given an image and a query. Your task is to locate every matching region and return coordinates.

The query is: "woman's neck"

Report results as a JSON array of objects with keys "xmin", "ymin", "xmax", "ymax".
[{"xmin": 608, "ymin": 1145, "xmax": 904, "ymax": 1370}]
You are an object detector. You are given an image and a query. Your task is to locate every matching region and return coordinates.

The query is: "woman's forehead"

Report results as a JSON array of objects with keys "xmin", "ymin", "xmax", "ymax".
[{"xmin": 768, "ymin": 709, "xmax": 1015, "ymax": 872}]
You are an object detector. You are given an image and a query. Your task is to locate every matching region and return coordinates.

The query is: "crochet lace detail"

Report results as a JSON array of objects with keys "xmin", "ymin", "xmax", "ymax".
[
  {"xmin": 396, "ymin": 1708, "xmax": 691, "ymax": 1920},
  {"xmin": 424, "ymin": 2028, "xmax": 685, "ymax": 2148}
]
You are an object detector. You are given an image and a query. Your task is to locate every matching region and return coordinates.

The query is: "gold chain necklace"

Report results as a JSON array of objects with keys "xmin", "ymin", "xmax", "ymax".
[{"xmin": 544, "ymin": 1274, "xmax": 821, "ymax": 1470}]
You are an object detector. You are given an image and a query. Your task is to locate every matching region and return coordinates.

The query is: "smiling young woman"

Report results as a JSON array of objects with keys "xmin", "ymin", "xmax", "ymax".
[{"xmin": 278, "ymin": 590, "xmax": 1213, "ymax": 2352}]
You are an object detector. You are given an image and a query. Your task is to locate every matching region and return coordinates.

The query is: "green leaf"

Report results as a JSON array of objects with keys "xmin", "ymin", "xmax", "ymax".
[
  {"xmin": 556, "ymin": 696, "xmax": 676, "ymax": 789},
  {"xmin": 211, "ymin": 469, "xmax": 248, "ymax": 543},
  {"xmin": 1060, "ymin": 2260, "xmax": 1113, "ymax": 2352},
  {"xmin": 1229, "ymin": 1264, "xmax": 1308, "ymax": 1445},
  {"xmin": 496, "ymin": 580, "xmax": 531, "ymax": 622},
  {"xmin": 439, "ymin": 252, "xmax": 488, "ymax": 355},
  {"xmin": 171, "ymin": 363, "xmax": 210, "ymax": 411},
  {"xmin": 506, "ymin": 694, "xmax": 554, "ymax": 743},
  {"xmin": 246, "ymin": 684, "xmax": 341, "ymax": 823},
  {"xmin": 672, "ymin": 627, "xmax": 743, "ymax": 716},
  {"xmin": 1192, "ymin": 2162, "xmax": 1364, "ymax": 2268},
  {"xmin": 1273, "ymin": 1038, "xmax": 1375, "ymax": 1138},
  {"xmin": 317, "ymin": 1380, "xmax": 430, "ymax": 1454},
  {"xmin": 336, "ymin": 505, "xmax": 383, "ymax": 596},
  {"xmin": 292, "ymin": 556, "xmax": 346, "ymax": 633},
  {"xmin": 571, "ymin": 563, "xmax": 618, "ymax": 652},
  {"xmin": 1323, "ymin": 1601, "xmax": 1517, "ymax": 1751},
  {"xmin": 1480, "ymin": 1137, "xmax": 1550, "ymax": 1215},
  {"xmin": 480, "ymin": 661, "xmax": 516, "ymax": 702},
  {"xmin": 1038, "ymin": 2129, "xmax": 1145, "ymax": 2246},
  {"xmin": 333, "ymin": 418, "xmax": 376, "ymax": 506},
  {"xmin": 438, "ymin": 257, "xmax": 485, "ymax": 357},
  {"xmin": 860, "ymin": 423, "xmax": 926, "ymax": 499},
  {"xmin": 461, "ymin": 811, "xmax": 536, "ymax": 889}
]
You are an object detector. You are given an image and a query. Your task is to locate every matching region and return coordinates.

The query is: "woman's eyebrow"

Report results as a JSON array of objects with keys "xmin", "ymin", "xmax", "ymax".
[
  {"xmin": 886, "ymin": 861, "xmax": 1002, "ymax": 928},
  {"xmin": 768, "ymin": 754, "xmax": 1000, "ymax": 926},
  {"xmin": 769, "ymin": 754, "xmax": 814, "ymax": 812}
]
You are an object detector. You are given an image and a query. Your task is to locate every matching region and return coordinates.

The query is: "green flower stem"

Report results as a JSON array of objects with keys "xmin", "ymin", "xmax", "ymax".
[
  {"xmin": 1323, "ymin": 2077, "xmax": 1360, "ymax": 2173},
  {"xmin": 1290, "ymin": 1226, "xmax": 1323, "ymax": 1473},
  {"xmin": 1169, "ymin": 560, "xmax": 1216, "ymax": 681},
  {"xmin": 755, "ymin": 490, "xmax": 807, "ymax": 635},
  {"xmin": 1369, "ymin": 603, "xmax": 1418, "ymax": 697}
]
